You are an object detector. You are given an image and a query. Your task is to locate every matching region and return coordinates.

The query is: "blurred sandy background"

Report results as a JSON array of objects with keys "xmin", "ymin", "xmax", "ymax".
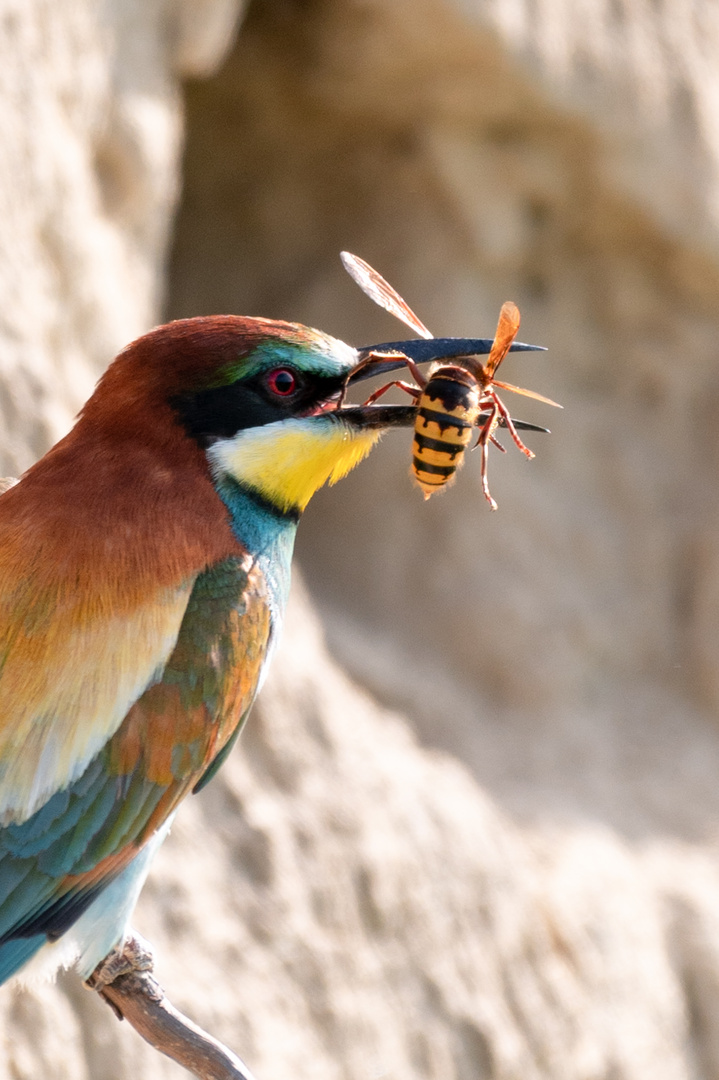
[{"xmin": 3, "ymin": 2, "xmax": 719, "ymax": 1078}]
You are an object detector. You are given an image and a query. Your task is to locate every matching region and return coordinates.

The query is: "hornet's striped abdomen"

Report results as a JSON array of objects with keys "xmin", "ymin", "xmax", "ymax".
[{"xmin": 412, "ymin": 365, "xmax": 481, "ymax": 499}]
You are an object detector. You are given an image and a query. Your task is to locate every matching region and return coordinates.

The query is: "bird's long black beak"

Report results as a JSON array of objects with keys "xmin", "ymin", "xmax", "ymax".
[
  {"xmin": 348, "ymin": 336, "xmax": 546, "ymax": 384},
  {"xmin": 336, "ymin": 404, "xmax": 550, "ymax": 435}
]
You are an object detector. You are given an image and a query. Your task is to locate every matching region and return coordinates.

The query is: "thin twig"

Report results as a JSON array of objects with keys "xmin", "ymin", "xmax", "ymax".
[{"xmin": 86, "ymin": 936, "xmax": 257, "ymax": 1080}]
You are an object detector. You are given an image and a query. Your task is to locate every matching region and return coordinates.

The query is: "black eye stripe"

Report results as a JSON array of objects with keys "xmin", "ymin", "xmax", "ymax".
[{"xmin": 171, "ymin": 370, "xmax": 347, "ymax": 446}]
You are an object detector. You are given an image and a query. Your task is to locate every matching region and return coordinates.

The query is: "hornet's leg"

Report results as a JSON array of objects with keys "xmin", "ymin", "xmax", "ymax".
[
  {"xmin": 362, "ymin": 380, "xmax": 421, "ymax": 406},
  {"xmin": 386, "ymin": 353, "xmax": 427, "ymax": 389},
  {"xmin": 473, "ymin": 412, "xmax": 506, "ymax": 453},
  {"xmin": 490, "ymin": 392, "xmax": 535, "ymax": 459},
  {"xmin": 341, "ymin": 351, "xmax": 427, "ymax": 406},
  {"xmin": 476, "ymin": 402, "xmax": 500, "ymax": 511}
]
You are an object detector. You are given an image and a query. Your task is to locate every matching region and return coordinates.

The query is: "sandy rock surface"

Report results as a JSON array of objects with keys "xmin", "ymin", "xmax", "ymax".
[{"xmin": 3, "ymin": 1, "xmax": 719, "ymax": 1079}]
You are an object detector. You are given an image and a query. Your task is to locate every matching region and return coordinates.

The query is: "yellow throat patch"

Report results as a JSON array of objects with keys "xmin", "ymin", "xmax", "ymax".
[{"xmin": 207, "ymin": 417, "xmax": 382, "ymax": 513}]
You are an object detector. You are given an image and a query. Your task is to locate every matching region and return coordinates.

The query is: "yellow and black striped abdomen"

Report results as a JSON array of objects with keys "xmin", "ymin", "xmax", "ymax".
[{"xmin": 412, "ymin": 366, "xmax": 481, "ymax": 499}]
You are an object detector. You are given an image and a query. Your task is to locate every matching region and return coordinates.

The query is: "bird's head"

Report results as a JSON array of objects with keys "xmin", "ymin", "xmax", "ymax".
[
  {"xmin": 78, "ymin": 316, "xmax": 410, "ymax": 520},
  {"xmin": 169, "ymin": 317, "xmax": 401, "ymax": 516}
]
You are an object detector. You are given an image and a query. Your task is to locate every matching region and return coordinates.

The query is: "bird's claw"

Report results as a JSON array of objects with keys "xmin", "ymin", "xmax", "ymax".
[{"xmin": 85, "ymin": 932, "xmax": 155, "ymax": 993}]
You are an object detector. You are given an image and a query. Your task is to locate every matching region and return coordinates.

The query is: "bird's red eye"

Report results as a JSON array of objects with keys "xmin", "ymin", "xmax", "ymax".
[{"xmin": 266, "ymin": 368, "xmax": 297, "ymax": 396}]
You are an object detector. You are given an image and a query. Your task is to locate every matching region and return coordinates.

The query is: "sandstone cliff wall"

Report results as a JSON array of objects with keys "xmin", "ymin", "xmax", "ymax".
[{"xmin": 3, "ymin": 2, "xmax": 719, "ymax": 1079}]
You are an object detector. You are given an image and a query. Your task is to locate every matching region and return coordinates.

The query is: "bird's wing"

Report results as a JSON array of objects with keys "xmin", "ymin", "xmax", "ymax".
[
  {"xmin": 0, "ymin": 555, "xmax": 272, "ymax": 964},
  {"xmin": 0, "ymin": 576, "xmax": 195, "ymax": 825}
]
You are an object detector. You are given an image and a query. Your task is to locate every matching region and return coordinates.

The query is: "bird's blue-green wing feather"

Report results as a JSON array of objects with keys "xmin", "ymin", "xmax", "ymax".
[{"xmin": 0, "ymin": 555, "xmax": 272, "ymax": 982}]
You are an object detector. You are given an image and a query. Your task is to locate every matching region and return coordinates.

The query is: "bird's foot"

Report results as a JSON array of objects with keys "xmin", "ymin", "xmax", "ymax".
[{"xmin": 85, "ymin": 932, "xmax": 156, "ymax": 999}]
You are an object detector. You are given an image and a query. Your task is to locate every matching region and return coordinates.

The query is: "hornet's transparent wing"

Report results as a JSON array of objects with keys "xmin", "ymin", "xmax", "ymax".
[{"xmin": 341, "ymin": 252, "xmax": 433, "ymax": 339}]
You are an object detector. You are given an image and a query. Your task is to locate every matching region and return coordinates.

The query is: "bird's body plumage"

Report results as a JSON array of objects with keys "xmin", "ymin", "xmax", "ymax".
[{"xmin": 0, "ymin": 315, "xmax": 383, "ymax": 983}]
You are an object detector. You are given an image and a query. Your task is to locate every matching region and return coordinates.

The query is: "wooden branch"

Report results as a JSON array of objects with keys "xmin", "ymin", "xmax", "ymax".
[{"xmin": 86, "ymin": 935, "xmax": 257, "ymax": 1080}]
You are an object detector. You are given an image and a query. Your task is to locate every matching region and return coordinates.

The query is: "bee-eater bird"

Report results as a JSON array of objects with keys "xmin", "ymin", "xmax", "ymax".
[{"xmin": 0, "ymin": 310, "xmax": 545, "ymax": 986}]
